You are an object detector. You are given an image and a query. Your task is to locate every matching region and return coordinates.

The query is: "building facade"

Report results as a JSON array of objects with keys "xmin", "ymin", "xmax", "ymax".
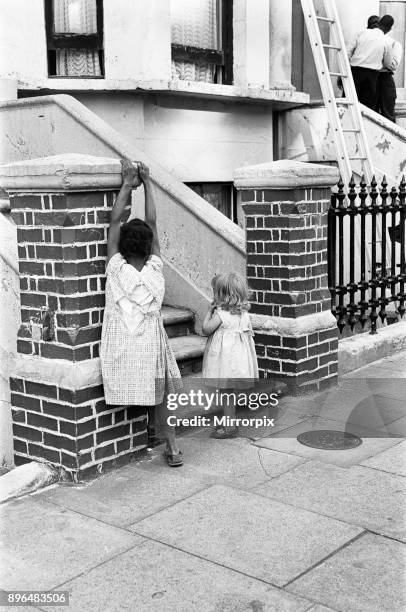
[{"xmin": 0, "ymin": 0, "xmax": 405, "ymax": 469}]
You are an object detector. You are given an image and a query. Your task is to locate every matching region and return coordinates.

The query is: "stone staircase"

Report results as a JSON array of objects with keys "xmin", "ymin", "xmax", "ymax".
[{"xmin": 162, "ymin": 306, "xmax": 206, "ymax": 377}]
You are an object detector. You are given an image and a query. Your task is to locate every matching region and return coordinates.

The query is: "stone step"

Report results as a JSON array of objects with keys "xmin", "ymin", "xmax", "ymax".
[
  {"xmin": 169, "ymin": 334, "xmax": 206, "ymax": 376},
  {"xmin": 162, "ymin": 305, "xmax": 195, "ymax": 338}
]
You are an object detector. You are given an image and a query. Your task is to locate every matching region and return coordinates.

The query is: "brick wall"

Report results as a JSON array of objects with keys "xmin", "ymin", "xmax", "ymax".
[
  {"xmin": 236, "ymin": 162, "xmax": 339, "ymax": 393},
  {"xmin": 12, "ymin": 192, "xmax": 112, "ymax": 361},
  {"xmin": 9, "ymin": 185, "xmax": 148, "ymax": 478}
]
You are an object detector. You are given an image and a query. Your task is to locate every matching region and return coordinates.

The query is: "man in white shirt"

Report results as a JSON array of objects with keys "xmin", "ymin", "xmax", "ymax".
[
  {"xmin": 376, "ymin": 16, "xmax": 402, "ymax": 122},
  {"xmin": 347, "ymin": 15, "xmax": 394, "ymax": 110}
]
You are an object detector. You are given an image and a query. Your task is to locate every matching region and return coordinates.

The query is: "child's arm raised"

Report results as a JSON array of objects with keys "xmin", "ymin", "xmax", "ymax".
[
  {"xmin": 139, "ymin": 163, "xmax": 161, "ymax": 257},
  {"xmin": 107, "ymin": 159, "xmax": 139, "ymax": 262},
  {"xmin": 202, "ymin": 305, "xmax": 221, "ymax": 336}
]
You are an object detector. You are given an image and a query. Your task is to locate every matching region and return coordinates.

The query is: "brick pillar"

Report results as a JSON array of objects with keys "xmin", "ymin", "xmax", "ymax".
[
  {"xmin": 235, "ymin": 160, "xmax": 340, "ymax": 393},
  {"xmin": 0, "ymin": 154, "xmax": 148, "ymax": 479}
]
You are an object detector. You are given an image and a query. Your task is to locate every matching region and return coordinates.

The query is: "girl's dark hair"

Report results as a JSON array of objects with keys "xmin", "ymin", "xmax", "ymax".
[{"xmin": 119, "ymin": 218, "xmax": 153, "ymax": 261}]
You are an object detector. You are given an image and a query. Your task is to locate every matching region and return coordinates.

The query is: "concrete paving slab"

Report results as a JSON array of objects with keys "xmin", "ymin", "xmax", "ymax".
[
  {"xmin": 0, "ymin": 496, "xmax": 143, "ymax": 591},
  {"xmin": 254, "ymin": 461, "xmax": 406, "ymax": 541},
  {"xmin": 40, "ymin": 465, "xmax": 207, "ymax": 527},
  {"xmin": 254, "ymin": 417, "xmax": 400, "ymax": 467},
  {"xmin": 338, "ymin": 376, "xmax": 406, "ymax": 401},
  {"xmin": 0, "ymin": 593, "xmax": 41, "ymax": 612},
  {"xmin": 361, "ymin": 441, "xmax": 406, "ymax": 476},
  {"xmin": 0, "ymin": 603, "xmax": 40, "ymax": 612},
  {"xmin": 305, "ymin": 606, "xmax": 337, "ymax": 612},
  {"xmin": 236, "ymin": 404, "xmax": 311, "ymax": 440},
  {"xmin": 310, "ymin": 386, "xmax": 406, "ymax": 430},
  {"xmin": 134, "ymin": 433, "xmax": 308, "ymax": 489},
  {"xmin": 287, "ymin": 533, "xmax": 406, "ymax": 612},
  {"xmin": 343, "ymin": 363, "xmax": 406, "ymax": 378},
  {"xmin": 45, "ymin": 540, "xmax": 312, "ymax": 612},
  {"xmin": 382, "ymin": 415, "xmax": 406, "ymax": 437},
  {"xmin": 129, "ymin": 485, "xmax": 362, "ymax": 587}
]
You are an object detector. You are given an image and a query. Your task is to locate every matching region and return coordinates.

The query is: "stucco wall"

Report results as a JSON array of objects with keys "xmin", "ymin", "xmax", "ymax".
[
  {"xmin": 380, "ymin": 0, "xmax": 406, "ymax": 88},
  {"xmin": 0, "ymin": 0, "xmax": 172, "ymax": 82},
  {"xmin": 0, "ymin": 0, "xmax": 289, "ymax": 92},
  {"xmin": 0, "ymin": 212, "xmax": 19, "ymax": 468},
  {"xmin": 0, "ymin": 0, "xmax": 47, "ymax": 80},
  {"xmin": 75, "ymin": 93, "xmax": 274, "ymax": 183},
  {"xmin": 279, "ymin": 103, "xmax": 406, "ymax": 184},
  {"xmin": 103, "ymin": 0, "xmax": 172, "ymax": 81}
]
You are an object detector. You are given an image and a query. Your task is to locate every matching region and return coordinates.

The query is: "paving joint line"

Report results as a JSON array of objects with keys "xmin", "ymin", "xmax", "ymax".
[
  {"xmin": 364, "ymin": 528, "xmax": 405, "ymax": 544},
  {"xmin": 283, "ymin": 530, "xmax": 368, "ymax": 588},
  {"xmin": 124, "ymin": 483, "xmax": 212, "ymax": 527},
  {"xmin": 359, "ymin": 463, "xmax": 406, "ymax": 478},
  {"xmin": 42, "ymin": 483, "xmax": 212, "ymax": 532},
  {"xmin": 128, "ymin": 528, "xmax": 306, "ymax": 595},
  {"xmin": 40, "ymin": 541, "xmax": 146, "ymax": 595},
  {"xmin": 40, "ymin": 496, "xmax": 140, "ymax": 534},
  {"xmin": 246, "ymin": 485, "xmax": 377, "ymax": 533}
]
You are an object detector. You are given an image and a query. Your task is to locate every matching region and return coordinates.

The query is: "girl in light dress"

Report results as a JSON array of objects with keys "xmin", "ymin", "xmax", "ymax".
[
  {"xmin": 202, "ymin": 272, "xmax": 259, "ymax": 438},
  {"xmin": 100, "ymin": 160, "xmax": 183, "ymax": 467}
]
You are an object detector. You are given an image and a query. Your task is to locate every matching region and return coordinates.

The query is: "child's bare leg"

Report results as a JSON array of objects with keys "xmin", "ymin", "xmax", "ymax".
[
  {"xmin": 147, "ymin": 405, "xmax": 163, "ymax": 447},
  {"xmin": 222, "ymin": 391, "xmax": 236, "ymax": 419},
  {"xmin": 147, "ymin": 405, "xmax": 158, "ymax": 437},
  {"xmin": 211, "ymin": 389, "xmax": 237, "ymax": 438},
  {"xmin": 156, "ymin": 396, "xmax": 181, "ymax": 456}
]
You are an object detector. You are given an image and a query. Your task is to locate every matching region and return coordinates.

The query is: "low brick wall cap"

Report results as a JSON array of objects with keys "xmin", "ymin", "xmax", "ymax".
[
  {"xmin": 0, "ymin": 153, "xmax": 132, "ymax": 192},
  {"xmin": 234, "ymin": 160, "xmax": 340, "ymax": 190}
]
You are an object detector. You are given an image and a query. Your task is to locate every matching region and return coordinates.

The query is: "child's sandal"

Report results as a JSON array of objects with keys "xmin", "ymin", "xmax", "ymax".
[
  {"xmin": 164, "ymin": 449, "xmax": 183, "ymax": 467},
  {"xmin": 210, "ymin": 427, "xmax": 238, "ymax": 439}
]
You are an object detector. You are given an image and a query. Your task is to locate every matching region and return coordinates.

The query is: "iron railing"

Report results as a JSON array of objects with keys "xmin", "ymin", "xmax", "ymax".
[{"xmin": 328, "ymin": 175, "xmax": 406, "ymax": 334}]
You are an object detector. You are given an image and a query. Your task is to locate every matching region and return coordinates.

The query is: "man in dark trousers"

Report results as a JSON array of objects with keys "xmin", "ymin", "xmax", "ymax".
[
  {"xmin": 376, "ymin": 15, "xmax": 402, "ymax": 122},
  {"xmin": 347, "ymin": 15, "xmax": 394, "ymax": 110}
]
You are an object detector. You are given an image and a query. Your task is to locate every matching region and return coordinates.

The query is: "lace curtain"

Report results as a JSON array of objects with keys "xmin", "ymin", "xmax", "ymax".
[
  {"xmin": 170, "ymin": 0, "xmax": 219, "ymax": 83},
  {"xmin": 53, "ymin": 0, "xmax": 101, "ymax": 77}
]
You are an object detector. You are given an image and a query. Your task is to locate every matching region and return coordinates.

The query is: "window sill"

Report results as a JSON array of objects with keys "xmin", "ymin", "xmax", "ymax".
[{"xmin": 18, "ymin": 78, "xmax": 310, "ymax": 108}]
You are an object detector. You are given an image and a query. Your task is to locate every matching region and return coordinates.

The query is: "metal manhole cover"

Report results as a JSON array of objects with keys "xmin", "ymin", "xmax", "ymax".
[{"xmin": 297, "ymin": 430, "xmax": 362, "ymax": 450}]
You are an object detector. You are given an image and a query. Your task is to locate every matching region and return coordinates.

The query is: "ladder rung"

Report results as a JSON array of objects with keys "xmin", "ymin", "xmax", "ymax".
[{"xmin": 301, "ymin": 0, "xmax": 373, "ymax": 185}]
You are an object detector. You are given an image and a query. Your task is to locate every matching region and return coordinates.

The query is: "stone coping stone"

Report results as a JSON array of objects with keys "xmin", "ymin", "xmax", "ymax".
[
  {"xmin": 0, "ymin": 154, "xmax": 132, "ymax": 192},
  {"xmin": 234, "ymin": 159, "xmax": 340, "ymax": 189}
]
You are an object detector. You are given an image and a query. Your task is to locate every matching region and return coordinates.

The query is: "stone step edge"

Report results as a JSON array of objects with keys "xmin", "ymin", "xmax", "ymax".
[
  {"xmin": 162, "ymin": 305, "xmax": 195, "ymax": 327},
  {"xmin": 169, "ymin": 334, "xmax": 207, "ymax": 361}
]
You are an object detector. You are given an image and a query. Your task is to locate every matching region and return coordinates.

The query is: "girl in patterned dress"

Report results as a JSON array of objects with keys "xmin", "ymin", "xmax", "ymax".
[
  {"xmin": 202, "ymin": 273, "xmax": 259, "ymax": 438},
  {"xmin": 100, "ymin": 160, "xmax": 183, "ymax": 467}
]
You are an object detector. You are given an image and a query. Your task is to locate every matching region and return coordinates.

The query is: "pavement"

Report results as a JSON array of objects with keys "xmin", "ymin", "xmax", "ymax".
[{"xmin": 1, "ymin": 351, "xmax": 406, "ymax": 611}]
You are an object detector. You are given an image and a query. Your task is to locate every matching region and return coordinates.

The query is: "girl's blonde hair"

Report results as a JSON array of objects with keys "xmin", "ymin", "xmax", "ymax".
[{"xmin": 211, "ymin": 272, "xmax": 250, "ymax": 314}]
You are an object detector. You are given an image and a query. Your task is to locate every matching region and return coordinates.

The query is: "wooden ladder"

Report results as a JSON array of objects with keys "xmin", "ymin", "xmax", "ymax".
[{"xmin": 300, "ymin": 0, "xmax": 374, "ymax": 185}]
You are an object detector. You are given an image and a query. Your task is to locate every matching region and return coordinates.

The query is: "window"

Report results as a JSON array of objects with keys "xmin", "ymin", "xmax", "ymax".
[
  {"xmin": 45, "ymin": 0, "xmax": 104, "ymax": 77},
  {"xmin": 170, "ymin": 0, "xmax": 233, "ymax": 85},
  {"xmin": 187, "ymin": 182, "xmax": 237, "ymax": 222}
]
